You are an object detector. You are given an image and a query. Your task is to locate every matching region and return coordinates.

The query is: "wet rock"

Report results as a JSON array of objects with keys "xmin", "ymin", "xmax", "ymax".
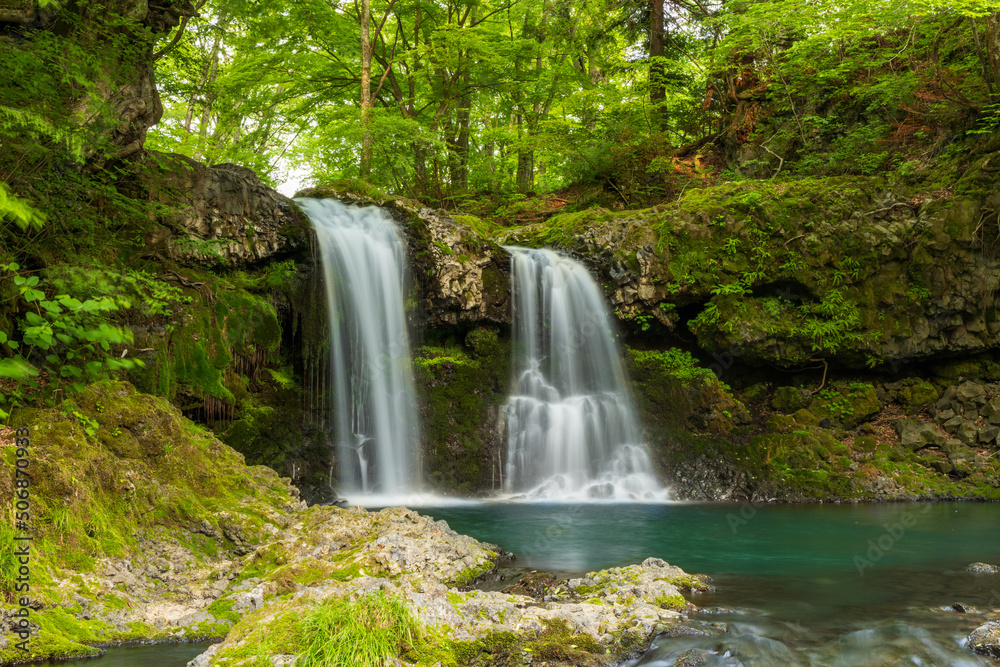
[
  {"xmin": 952, "ymin": 602, "xmax": 978, "ymax": 613},
  {"xmin": 297, "ymin": 186, "xmax": 512, "ymax": 328},
  {"xmin": 966, "ymin": 621, "xmax": 1000, "ymax": 658},
  {"xmin": 675, "ymin": 648, "xmax": 713, "ymax": 666},
  {"xmin": 967, "ymin": 562, "xmax": 1000, "ymax": 574}
]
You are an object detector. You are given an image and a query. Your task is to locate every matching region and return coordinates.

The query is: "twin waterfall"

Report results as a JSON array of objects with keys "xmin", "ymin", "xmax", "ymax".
[
  {"xmin": 298, "ymin": 198, "xmax": 662, "ymax": 501},
  {"xmin": 503, "ymin": 248, "xmax": 663, "ymax": 500},
  {"xmin": 296, "ymin": 198, "xmax": 420, "ymax": 497}
]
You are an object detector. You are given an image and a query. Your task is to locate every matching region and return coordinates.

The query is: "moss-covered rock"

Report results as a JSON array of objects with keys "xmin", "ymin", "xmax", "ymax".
[
  {"xmin": 772, "ymin": 386, "xmax": 812, "ymax": 413},
  {"xmin": 810, "ymin": 382, "xmax": 880, "ymax": 429},
  {"xmin": 414, "ymin": 327, "xmax": 509, "ymax": 494}
]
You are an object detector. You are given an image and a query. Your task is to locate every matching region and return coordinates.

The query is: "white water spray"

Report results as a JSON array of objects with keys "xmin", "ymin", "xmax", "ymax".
[
  {"xmin": 503, "ymin": 247, "xmax": 664, "ymax": 500},
  {"xmin": 296, "ymin": 198, "xmax": 420, "ymax": 495}
]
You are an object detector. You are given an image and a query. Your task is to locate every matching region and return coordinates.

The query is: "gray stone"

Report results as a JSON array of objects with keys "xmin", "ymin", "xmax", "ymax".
[
  {"xmin": 964, "ymin": 408, "xmax": 980, "ymax": 421},
  {"xmin": 935, "ymin": 408, "xmax": 955, "ymax": 422},
  {"xmin": 979, "ymin": 397, "xmax": 1000, "ymax": 418},
  {"xmin": 948, "ymin": 446, "xmax": 977, "ymax": 477},
  {"xmin": 956, "ymin": 381, "xmax": 986, "ymax": 402},
  {"xmin": 979, "ymin": 425, "xmax": 999, "ymax": 444},
  {"xmin": 897, "ymin": 420, "xmax": 941, "ymax": 451},
  {"xmin": 187, "ymin": 644, "xmax": 222, "ymax": 667},
  {"xmin": 957, "ymin": 421, "xmax": 980, "ymax": 446},
  {"xmin": 143, "ymin": 153, "xmax": 309, "ymax": 269},
  {"xmin": 930, "ymin": 459, "xmax": 953, "ymax": 475},
  {"xmin": 943, "ymin": 416, "xmax": 965, "ymax": 433}
]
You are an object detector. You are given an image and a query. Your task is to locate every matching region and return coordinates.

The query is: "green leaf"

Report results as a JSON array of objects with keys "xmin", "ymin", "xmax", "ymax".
[
  {"xmin": 72, "ymin": 382, "xmax": 87, "ymax": 393},
  {"xmin": 61, "ymin": 365, "xmax": 82, "ymax": 378},
  {"xmin": 0, "ymin": 357, "xmax": 39, "ymax": 380},
  {"xmin": 24, "ymin": 312, "xmax": 44, "ymax": 326},
  {"xmin": 45, "ymin": 354, "xmax": 59, "ymax": 364}
]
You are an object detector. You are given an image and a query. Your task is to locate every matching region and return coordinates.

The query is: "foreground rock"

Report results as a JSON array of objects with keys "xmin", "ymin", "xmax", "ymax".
[
  {"xmin": 967, "ymin": 621, "xmax": 1000, "ymax": 658},
  {"xmin": 198, "ymin": 556, "xmax": 711, "ymax": 666},
  {"xmin": 967, "ymin": 562, "xmax": 1000, "ymax": 574}
]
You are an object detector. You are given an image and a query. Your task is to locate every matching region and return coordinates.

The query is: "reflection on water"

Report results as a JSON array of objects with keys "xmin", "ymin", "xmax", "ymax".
[
  {"xmin": 36, "ymin": 642, "xmax": 213, "ymax": 667},
  {"xmin": 415, "ymin": 501, "xmax": 1000, "ymax": 666}
]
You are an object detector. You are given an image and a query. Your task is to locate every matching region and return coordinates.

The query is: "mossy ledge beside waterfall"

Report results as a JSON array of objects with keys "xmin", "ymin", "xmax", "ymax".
[
  {"xmin": 296, "ymin": 198, "xmax": 420, "ymax": 497},
  {"xmin": 504, "ymin": 247, "xmax": 664, "ymax": 500}
]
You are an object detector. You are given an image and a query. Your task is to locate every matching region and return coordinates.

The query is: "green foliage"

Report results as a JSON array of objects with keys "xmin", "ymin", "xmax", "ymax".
[
  {"xmin": 299, "ymin": 592, "xmax": 417, "ymax": 667},
  {"xmin": 628, "ymin": 348, "xmax": 719, "ymax": 387},
  {"xmin": 0, "ymin": 263, "xmax": 142, "ymax": 419}
]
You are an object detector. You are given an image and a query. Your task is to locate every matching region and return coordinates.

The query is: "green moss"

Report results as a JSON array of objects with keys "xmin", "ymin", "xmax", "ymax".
[
  {"xmin": 415, "ymin": 328, "xmax": 509, "ymax": 493},
  {"xmin": 653, "ymin": 594, "xmax": 688, "ymax": 610}
]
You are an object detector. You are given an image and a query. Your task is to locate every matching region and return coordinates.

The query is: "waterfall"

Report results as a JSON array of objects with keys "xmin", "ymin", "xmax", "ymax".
[
  {"xmin": 296, "ymin": 198, "xmax": 420, "ymax": 496},
  {"xmin": 503, "ymin": 247, "xmax": 664, "ymax": 500}
]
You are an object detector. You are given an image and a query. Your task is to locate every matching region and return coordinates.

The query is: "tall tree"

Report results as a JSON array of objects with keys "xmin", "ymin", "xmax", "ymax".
[
  {"xmin": 649, "ymin": 0, "xmax": 666, "ymax": 131},
  {"xmin": 360, "ymin": 0, "xmax": 374, "ymax": 178}
]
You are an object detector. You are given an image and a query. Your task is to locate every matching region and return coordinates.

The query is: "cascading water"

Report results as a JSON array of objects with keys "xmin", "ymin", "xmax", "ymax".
[
  {"xmin": 296, "ymin": 198, "xmax": 420, "ymax": 497},
  {"xmin": 503, "ymin": 247, "xmax": 664, "ymax": 500}
]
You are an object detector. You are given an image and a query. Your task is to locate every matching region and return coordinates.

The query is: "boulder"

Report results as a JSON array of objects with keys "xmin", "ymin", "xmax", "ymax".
[
  {"xmin": 943, "ymin": 416, "xmax": 965, "ymax": 433},
  {"xmin": 979, "ymin": 424, "xmax": 999, "ymax": 444},
  {"xmin": 142, "ymin": 153, "xmax": 309, "ymax": 268},
  {"xmin": 979, "ymin": 396, "xmax": 1000, "ymax": 419},
  {"xmin": 896, "ymin": 420, "xmax": 943, "ymax": 451},
  {"xmin": 966, "ymin": 621, "xmax": 1000, "ymax": 659},
  {"xmin": 966, "ymin": 562, "xmax": 1000, "ymax": 574},
  {"xmin": 948, "ymin": 446, "xmax": 977, "ymax": 477},
  {"xmin": 956, "ymin": 421, "xmax": 980, "ymax": 446},
  {"xmin": 956, "ymin": 381, "xmax": 988, "ymax": 403},
  {"xmin": 772, "ymin": 386, "xmax": 812, "ymax": 413}
]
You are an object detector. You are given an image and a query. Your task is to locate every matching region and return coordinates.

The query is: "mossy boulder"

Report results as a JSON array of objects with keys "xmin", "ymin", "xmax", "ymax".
[
  {"xmin": 810, "ymin": 382, "xmax": 880, "ymax": 429},
  {"xmin": 898, "ymin": 379, "xmax": 939, "ymax": 415},
  {"xmin": 772, "ymin": 386, "xmax": 812, "ymax": 413}
]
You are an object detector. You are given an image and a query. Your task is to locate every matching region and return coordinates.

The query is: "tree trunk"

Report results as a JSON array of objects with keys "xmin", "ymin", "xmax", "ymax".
[
  {"xmin": 192, "ymin": 17, "xmax": 226, "ymax": 160},
  {"xmin": 985, "ymin": 13, "xmax": 1000, "ymax": 98},
  {"xmin": 360, "ymin": 0, "xmax": 374, "ymax": 178},
  {"xmin": 649, "ymin": 0, "xmax": 667, "ymax": 132}
]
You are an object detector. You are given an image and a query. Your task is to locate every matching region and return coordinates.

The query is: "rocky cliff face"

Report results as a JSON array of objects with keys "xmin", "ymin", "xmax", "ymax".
[
  {"xmin": 501, "ymin": 167, "xmax": 1000, "ymax": 371},
  {"xmin": 141, "ymin": 152, "xmax": 309, "ymax": 268},
  {"xmin": 295, "ymin": 186, "xmax": 511, "ymax": 330}
]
